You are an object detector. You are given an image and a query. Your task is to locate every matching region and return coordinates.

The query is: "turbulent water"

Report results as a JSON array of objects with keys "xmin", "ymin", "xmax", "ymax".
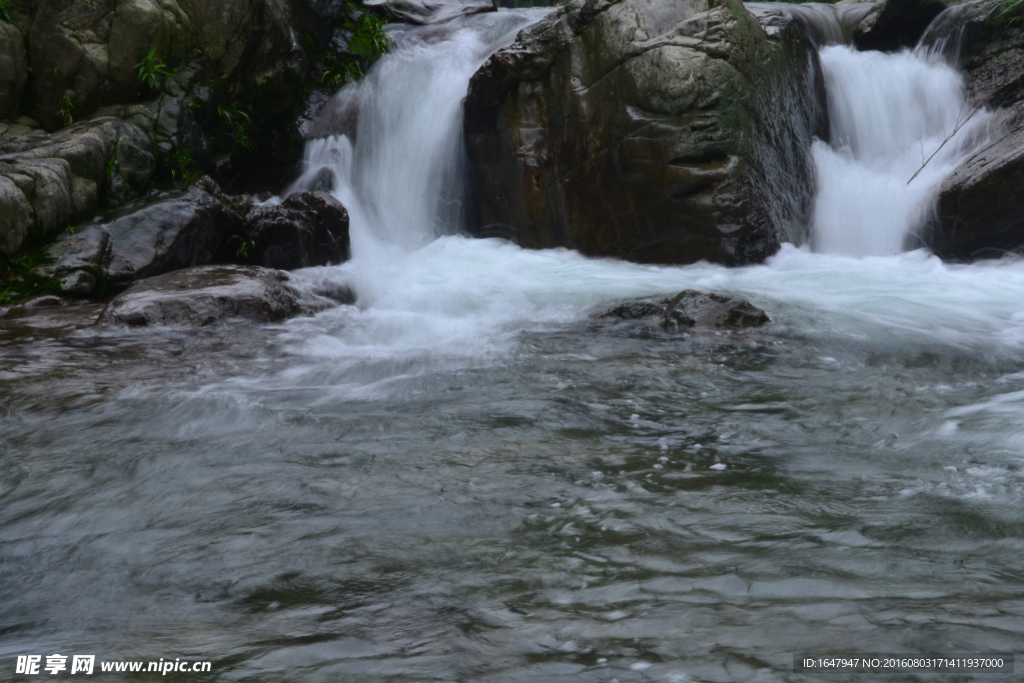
[{"xmin": 2, "ymin": 8, "xmax": 1024, "ymax": 683}]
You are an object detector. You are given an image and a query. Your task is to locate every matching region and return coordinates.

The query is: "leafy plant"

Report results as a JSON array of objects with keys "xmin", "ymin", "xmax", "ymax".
[
  {"xmin": 343, "ymin": 2, "xmax": 390, "ymax": 60},
  {"xmin": 988, "ymin": 0, "xmax": 1022, "ymax": 26},
  {"xmin": 228, "ymin": 235, "xmax": 258, "ymax": 262},
  {"xmin": 0, "ymin": 0, "xmax": 12, "ymax": 22},
  {"xmin": 169, "ymin": 148, "xmax": 196, "ymax": 182},
  {"xmin": 136, "ymin": 48, "xmax": 175, "ymax": 91},
  {"xmin": 320, "ymin": 55, "xmax": 363, "ymax": 87},
  {"xmin": 217, "ymin": 106, "xmax": 255, "ymax": 151},
  {"xmin": 57, "ymin": 95, "xmax": 75, "ymax": 127}
]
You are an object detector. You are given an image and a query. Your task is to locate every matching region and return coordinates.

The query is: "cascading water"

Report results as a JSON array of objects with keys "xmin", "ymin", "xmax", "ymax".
[
  {"xmin": 292, "ymin": 12, "xmax": 542, "ymax": 259},
  {"xmin": 810, "ymin": 44, "xmax": 993, "ymax": 256}
]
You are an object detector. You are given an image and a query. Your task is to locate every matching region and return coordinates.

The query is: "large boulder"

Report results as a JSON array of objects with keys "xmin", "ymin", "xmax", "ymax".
[
  {"xmin": 362, "ymin": 0, "xmax": 496, "ymax": 24},
  {"xmin": 924, "ymin": 0, "xmax": 1024, "ymax": 259},
  {"xmin": 241, "ymin": 191, "xmax": 351, "ymax": 269},
  {"xmin": 36, "ymin": 177, "xmax": 247, "ymax": 293},
  {"xmin": 463, "ymin": 0, "xmax": 826, "ymax": 266},
  {"xmin": 98, "ymin": 264, "xmax": 332, "ymax": 327},
  {"xmin": 0, "ymin": 22, "xmax": 28, "ymax": 121}
]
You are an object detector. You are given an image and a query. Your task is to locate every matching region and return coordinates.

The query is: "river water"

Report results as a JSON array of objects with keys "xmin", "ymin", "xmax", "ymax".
[{"xmin": 2, "ymin": 7, "xmax": 1023, "ymax": 683}]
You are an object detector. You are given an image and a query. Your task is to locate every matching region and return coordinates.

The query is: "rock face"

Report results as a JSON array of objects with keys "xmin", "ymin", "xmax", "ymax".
[
  {"xmin": 852, "ymin": 0, "xmax": 959, "ymax": 51},
  {"xmin": 0, "ymin": 22, "xmax": 28, "ymax": 122},
  {"xmin": 242, "ymin": 192, "xmax": 351, "ymax": 269},
  {"xmin": 926, "ymin": 0, "xmax": 1024, "ymax": 259},
  {"xmin": 363, "ymin": 0, "xmax": 496, "ymax": 24},
  {"xmin": 595, "ymin": 289, "xmax": 771, "ymax": 329},
  {"xmin": 464, "ymin": 0, "xmax": 827, "ymax": 266},
  {"xmin": 98, "ymin": 265, "xmax": 329, "ymax": 327},
  {"xmin": 0, "ymin": 112, "xmax": 157, "ymax": 255}
]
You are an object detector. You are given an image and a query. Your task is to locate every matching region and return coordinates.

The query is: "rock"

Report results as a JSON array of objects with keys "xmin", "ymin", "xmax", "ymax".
[
  {"xmin": 852, "ymin": 0, "xmax": 959, "ymax": 51},
  {"xmin": 0, "ymin": 115, "xmax": 157, "ymax": 254},
  {"xmin": 36, "ymin": 177, "xmax": 246, "ymax": 293},
  {"xmin": 924, "ymin": 0, "xmax": 1024, "ymax": 259},
  {"xmin": 595, "ymin": 290, "xmax": 770, "ymax": 329},
  {"xmin": 241, "ymin": 191, "xmax": 351, "ymax": 269},
  {"xmin": 0, "ymin": 22, "xmax": 28, "ymax": 121},
  {"xmin": 746, "ymin": 2, "xmax": 875, "ymax": 47},
  {"xmin": 98, "ymin": 265, "xmax": 329, "ymax": 327},
  {"xmin": 362, "ymin": 0, "xmax": 497, "ymax": 25},
  {"xmin": 464, "ymin": 0, "xmax": 826, "ymax": 266}
]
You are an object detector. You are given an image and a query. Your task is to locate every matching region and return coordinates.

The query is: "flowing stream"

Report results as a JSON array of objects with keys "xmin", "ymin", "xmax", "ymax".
[{"xmin": 2, "ymin": 8, "xmax": 1023, "ymax": 683}]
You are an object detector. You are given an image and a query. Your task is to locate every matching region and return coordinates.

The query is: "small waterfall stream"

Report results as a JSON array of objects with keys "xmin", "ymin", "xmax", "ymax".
[{"xmin": 810, "ymin": 45, "xmax": 993, "ymax": 255}]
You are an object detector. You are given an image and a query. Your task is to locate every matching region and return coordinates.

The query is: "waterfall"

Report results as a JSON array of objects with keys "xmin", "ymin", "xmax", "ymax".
[
  {"xmin": 291, "ymin": 11, "xmax": 542, "ymax": 261},
  {"xmin": 810, "ymin": 45, "xmax": 993, "ymax": 256}
]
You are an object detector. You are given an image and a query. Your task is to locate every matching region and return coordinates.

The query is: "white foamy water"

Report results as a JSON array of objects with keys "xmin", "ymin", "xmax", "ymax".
[
  {"xmin": 811, "ymin": 46, "xmax": 993, "ymax": 256},
  {"xmin": 285, "ymin": 9, "xmax": 1024, "ymax": 366}
]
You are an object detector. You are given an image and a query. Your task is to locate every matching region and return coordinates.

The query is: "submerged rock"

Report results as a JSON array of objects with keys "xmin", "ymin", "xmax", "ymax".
[
  {"xmin": 98, "ymin": 265, "xmax": 332, "ymax": 327},
  {"xmin": 464, "ymin": 0, "xmax": 826, "ymax": 266},
  {"xmin": 596, "ymin": 290, "xmax": 770, "ymax": 330},
  {"xmin": 924, "ymin": 0, "xmax": 1024, "ymax": 259}
]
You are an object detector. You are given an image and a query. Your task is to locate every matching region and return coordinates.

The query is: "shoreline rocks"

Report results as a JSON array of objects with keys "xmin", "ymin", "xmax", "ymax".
[{"xmin": 98, "ymin": 265, "xmax": 336, "ymax": 327}]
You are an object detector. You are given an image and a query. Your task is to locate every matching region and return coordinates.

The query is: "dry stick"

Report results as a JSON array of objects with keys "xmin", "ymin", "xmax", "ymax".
[{"xmin": 907, "ymin": 102, "xmax": 985, "ymax": 184}]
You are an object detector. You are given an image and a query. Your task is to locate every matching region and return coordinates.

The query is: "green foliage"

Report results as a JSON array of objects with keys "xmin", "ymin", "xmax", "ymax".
[
  {"xmin": 988, "ymin": 0, "xmax": 1022, "ymax": 26},
  {"xmin": 58, "ymin": 95, "xmax": 75, "ymax": 127},
  {"xmin": 228, "ymin": 235, "xmax": 258, "ymax": 262},
  {"xmin": 0, "ymin": 0, "xmax": 12, "ymax": 22},
  {"xmin": 217, "ymin": 106, "xmax": 255, "ymax": 151},
  {"xmin": 105, "ymin": 157, "xmax": 116, "ymax": 178},
  {"xmin": 343, "ymin": 3, "xmax": 390, "ymax": 60},
  {"xmin": 0, "ymin": 251, "xmax": 59, "ymax": 306},
  {"xmin": 169, "ymin": 148, "xmax": 197, "ymax": 182},
  {"xmin": 320, "ymin": 55, "xmax": 363, "ymax": 87},
  {"xmin": 136, "ymin": 48, "xmax": 175, "ymax": 91}
]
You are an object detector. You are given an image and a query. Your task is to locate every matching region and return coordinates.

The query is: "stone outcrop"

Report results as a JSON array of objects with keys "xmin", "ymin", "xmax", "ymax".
[
  {"xmin": 925, "ymin": 0, "xmax": 1024, "ymax": 259},
  {"xmin": 464, "ymin": 0, "xmax": 827, "ymax": 266},
  {"xmin": 36, "ymin": 180, "xmax": 351, "ymax": 295},
  {"xmin": 363, "ymin": 0, "xmax": 496, "ymax": 24},
  {"xmin": 852, "ymin": 0, "xmax": 959, "ymax": 51},
  {"xmin": 595, "ymin": 289, "xmax": 770, "ymax": 329},
  {"xmin": 98, "ymin": 264, "xmax": 333, "ymax": 327},
  {"xmin": 0, "ymin": 112, "xmax": 157, "ymax": 255},
  {"xmin": 35, "ymin": 177, "xmax": 246, "ymax": 294},
  {"xmin": 0, "ymin": 21, "xmax": 28, "ymax": 122}
]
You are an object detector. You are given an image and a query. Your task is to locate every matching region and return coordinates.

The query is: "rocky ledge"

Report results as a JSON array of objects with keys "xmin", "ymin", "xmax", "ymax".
[{"xmin": 98, "ymin": 265, "xmax": 342, "ymax": 328}]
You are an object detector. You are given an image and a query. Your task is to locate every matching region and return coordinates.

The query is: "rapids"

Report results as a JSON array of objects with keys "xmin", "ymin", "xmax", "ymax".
[{"xmin": 1, "ymin": 7, "xmax": 1023, "ymax": 683}]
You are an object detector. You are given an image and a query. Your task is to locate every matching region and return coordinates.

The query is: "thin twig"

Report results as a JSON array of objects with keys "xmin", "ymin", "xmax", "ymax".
[{"xmin": 907, "ymin": 102, "xmax": 985, "ymax": 184}]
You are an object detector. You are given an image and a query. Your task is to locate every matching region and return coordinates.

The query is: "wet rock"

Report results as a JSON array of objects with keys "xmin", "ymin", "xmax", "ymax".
[
  {"xmin": 0, "ymin": 22, "xmax": 28, "ymax": 122},
  {"xmin": 242, "ymin": 191, "xmax": 351, "ymax": 269},
  {"xmin": 924, "ymin": 0, "xmax": 1024, "ymax": 259},
  {"xmin": 0, "ymin": 115, "xmax": 157, "ymax": 255},
  {"xmin": 98, "ymin": 265, "xmax": 330, "ymax": 327},
  {"xmin": 595, "ymin": 290, "xmax": 770, "ymax": 330},
  {"xmin": 852, "ymin": 0, "xmax": 958, "ymax": 50},
  {"xmin": 464, "ymin": 0, "xmax": 825, "ymax": 266},
  {"xmin": 36, "ymin": 177, "xmax": 246, "ymax": 294},
  {"xmin": 362, "ymin": 0, "xmax": 497, "ymax": 25}
]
